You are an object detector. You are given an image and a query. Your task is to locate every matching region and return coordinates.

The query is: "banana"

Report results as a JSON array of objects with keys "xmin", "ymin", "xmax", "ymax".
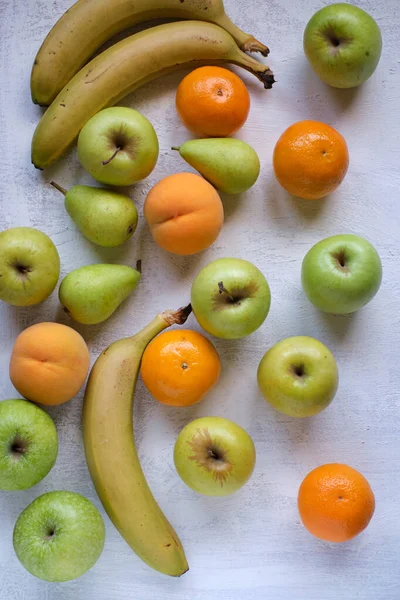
[
  {"xmin": 82, "ymin": 305, "xmax": 192, "ymax": 577},
  {"xmin": 31, "ymin": 21, "xmax": 275, "ymax": 170},
  {"xmin": 31, "ymin": 0, "xmax": 269, "ymax": 106}
]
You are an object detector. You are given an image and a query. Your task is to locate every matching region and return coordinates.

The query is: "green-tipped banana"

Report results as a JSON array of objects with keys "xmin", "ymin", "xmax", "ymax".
[
  {"xmin": 82, "ymin": 305, "xmax": 192, "ymax": 576},
  {"xmin": 31, "ymin": 0, "xmax": 269, "ymax": 106},
  {"xmin": 31, "ymin": 21, "xmax": 275, "ymax": 170}
]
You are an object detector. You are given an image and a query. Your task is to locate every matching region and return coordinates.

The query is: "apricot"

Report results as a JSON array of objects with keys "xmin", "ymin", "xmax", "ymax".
[
  {"xmin": 10, "ymin": 323, "xmax": 90, "ymax": 406},
  {"xmin": 144, "ymin": 172, "xmax": 224, "ymax": 255}
]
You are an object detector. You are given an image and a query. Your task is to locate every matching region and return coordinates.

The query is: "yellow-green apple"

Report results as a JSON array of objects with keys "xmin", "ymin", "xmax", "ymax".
[
  {"xmin": 258, "ymin": 336, "xmax": 339, "ymax": 418},
  {"xmin": 174, "ymin": 416, "xmax": 256, "ymax": 497},
  {"xmin": 0, "ymin": 227, "xmax": 60, "ymax": 306},
  {"xmin": 13, "ymin": 491, "xmax": 105, "ymax": 582},
  {"xmin": 78, "ymin": 107, "xmax": 159, "ymax": 186},
  {"xmin": 0, "ymin": 399, "xmax": 58, "ymax": 490},
  {"xmin": 191, "ymin": 258, "xmax": 271, "ymax": 339},
  {"xmin": 302, "ymin": 234, "xmax": 382, "ymax": 314},
  {"xmin": 304, "ymin": 4, "xmax": 382, "ymax": 89}
]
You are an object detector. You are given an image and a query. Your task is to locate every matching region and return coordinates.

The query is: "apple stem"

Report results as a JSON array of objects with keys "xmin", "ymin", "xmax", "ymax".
[
  {"xmin": 208, "ymin": 449, "xmax": 220, "ymax": 460},
  {"xmin": 171, "ymin": 146, "xmax": 180, "ymax": 152},
  {"xmin": 218, "ymin": 281, "xmax": 235, "ymax": 303},
  {"xmin": 50, "ymin": 181, "xmax": 67, "ymax": 196},
  {"xmin": 102, "ymin": 147, "xmax": 122, "ymax": 166}
]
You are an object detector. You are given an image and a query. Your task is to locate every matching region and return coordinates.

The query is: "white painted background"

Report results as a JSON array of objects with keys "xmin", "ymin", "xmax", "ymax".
[{"xmin": 0, "ymin": 0, "xmax": 399, "ymax": 598}]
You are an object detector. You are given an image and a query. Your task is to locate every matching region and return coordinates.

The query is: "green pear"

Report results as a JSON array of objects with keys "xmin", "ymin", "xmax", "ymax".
[
  {"xmin": 51, "ymin": 182, "xmax": 138, "ymax": 247},
  {"xmin": 59, "ymin": 264, "xmax": 141, "ymax": 325},
  {"xmin": 172, "ymin": 138, "xmax": 260, "ymax": 195}
]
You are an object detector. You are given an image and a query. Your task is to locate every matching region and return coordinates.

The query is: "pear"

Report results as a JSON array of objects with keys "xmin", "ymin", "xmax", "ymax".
[
  {"xmin": 172, "ymin": 138, "xmax": 260, "ymax": 195},
  {"xmin": 59, "ymin": 263, "xmax": 141, "ymax": 325},
  {"xmin": 51, "ymin": 182, "xmax": 138, "ymax": 247}
]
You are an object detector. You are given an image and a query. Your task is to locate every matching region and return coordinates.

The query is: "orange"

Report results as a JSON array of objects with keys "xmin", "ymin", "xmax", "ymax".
[
  {"xmin": 140, "ymin": 329, "xmax": 221, "ymax": 407},
  {"xmin": 10, "ymin": 322, "xmax": 90, "ymax": 406},
  {"xmin": 298, "ymin": 463, "xmax": 375, "ymax": 543},
  {"xmin": 176, "ymin": 66, "xmax": 250, "ymax": 137},
  {"xmin": 273, "ymin": 120, "xmax": 349, "ymax": 200},
  {"xmin": 144, "ymin": 172, "xmax": 224, "ymax": 255}
]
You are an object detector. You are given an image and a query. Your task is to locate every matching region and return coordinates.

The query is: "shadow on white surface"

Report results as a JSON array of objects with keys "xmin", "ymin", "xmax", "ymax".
[
  {"xmin": 265, "ymin": 174, "xmax": 329, "ymax": 223},
  {"xmin": 314, "ymin": 310, "xmax": 358, "ymax": 342}
]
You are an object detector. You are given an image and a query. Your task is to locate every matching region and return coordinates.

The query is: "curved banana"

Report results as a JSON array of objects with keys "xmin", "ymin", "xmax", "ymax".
[
  {"xmin": 31, "ymin": 0, "xmax": 269, "ymax": 106},
  {"xmin": 82, "ymin": 305, "xmax": 192, "ymax": 577},
  {"xmin": 31, "ymin": 21, "xmax": 275, "ymax": 170}
]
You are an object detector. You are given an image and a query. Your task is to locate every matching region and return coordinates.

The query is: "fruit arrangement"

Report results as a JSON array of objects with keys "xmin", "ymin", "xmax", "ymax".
[{"xmin": 0, "ymin": 0, "xmax": 386, "ymax": 587}]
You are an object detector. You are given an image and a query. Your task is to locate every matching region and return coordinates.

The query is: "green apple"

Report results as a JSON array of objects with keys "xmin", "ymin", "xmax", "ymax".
[
  {"xmin": 191, "ymin": 258, "xmax": 271, "ymax": 339},
  {"xmin": 13, "ymin": 491, "xmax": 105, "ymax": 582},
  {"xmin": 0, "ymin": 227, "xmax": 60, "ymax": 306},
  {"xmin": 78, "ymin": 107, "xmax": 159, "ymax": 186},
  {"xmin": 258, "ymin": 336, "xmax": 338, "ymax": 418},
  {"xmin": 174, "ymin": 417, "xmax": 256, "ymax": 497},
  {"xmin": 302, "ymin": 234, "xmax": 382, "ymax": 314},
  {"xmin": 0, "ymin": 399, "xmax": 58, "ymax": 491},
  {"xmin": 304, "ymin": 4, "xmax": 382, "ymax": 89}
]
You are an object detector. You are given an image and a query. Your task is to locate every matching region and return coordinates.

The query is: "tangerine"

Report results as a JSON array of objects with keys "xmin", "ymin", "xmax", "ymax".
[
  {"xmin": 140, "ymin": 329, "xmax": 221, "ymax": 407},
  {"xmin": 273, "ymin": 120, "xmax": 349, "ymax": 200},
  {"xmin": 176, "ymin": 66, "xmax": 250, "ymax": 137},
  {"xmin": 298, "ymin": 463, "xmax": 375, "ymax": 542}
]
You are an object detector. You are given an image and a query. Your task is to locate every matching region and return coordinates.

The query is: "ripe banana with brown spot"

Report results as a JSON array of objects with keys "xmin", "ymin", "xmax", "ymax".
[
  {"xmin": 31, "ymin": 21, "xmax": 275, "ymax": 170},
  {"xmin": 82, "ymin": 305, "xmax": 192, "ymax": 577},
  {"xmin": 31, "ymin": 0, "xmax": 269, "ymax": 106}
]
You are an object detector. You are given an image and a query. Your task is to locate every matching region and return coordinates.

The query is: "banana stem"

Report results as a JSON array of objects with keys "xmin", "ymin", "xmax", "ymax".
[
  {"xmin": 216, "ymin": 12, "xmax": 269, "ymax": 57},
  {"xmin": 50, "ymin": 181, "xmax": 67, "ymax": 196},
  {"xmin": 232, "ymin": 54, "xmax": 276, "ymax": 89},
  {"xmin": 162, "ymin": 304, "xmax": 192, "ymax": 326},
  {"xmin": 123, "ymin": 305, "xmax": 192, "ymax": 351}
]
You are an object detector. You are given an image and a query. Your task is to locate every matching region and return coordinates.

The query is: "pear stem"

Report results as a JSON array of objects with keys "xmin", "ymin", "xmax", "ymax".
[
  {"xmin": 136, "ymin": 260, "xmax": 142, "ymax": 274},
  {"xmin": 50, "ymin": 181, "xmax": 67, "ymax": 196},
  {"xmin": 218, "ymin": 281, "xmax": 235, "ymax": 303},
  {"xmin": 102, "ymin": 147, "xmax": 122, "ymax": 166},
  {"xmin": 171, "ymin": 146, "xmax": 180, "ymax": 152}
]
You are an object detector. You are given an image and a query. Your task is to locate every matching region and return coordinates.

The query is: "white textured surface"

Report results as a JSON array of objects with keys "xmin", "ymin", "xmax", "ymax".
[{"xmin": 0, "ymin": 0, "xmax": 400, "ymax": 598}]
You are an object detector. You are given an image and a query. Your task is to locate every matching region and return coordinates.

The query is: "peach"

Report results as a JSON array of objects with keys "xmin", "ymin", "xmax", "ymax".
[
  {"xmin": 144, "ymin": 172, "xmax": 224, "ymax": 255},
  {"xmin": 10, "ymin": 322, "xmax": 90, "ymax": 406}
]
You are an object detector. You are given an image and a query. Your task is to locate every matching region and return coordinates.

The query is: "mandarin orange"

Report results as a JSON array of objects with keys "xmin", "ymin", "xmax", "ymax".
[
  {"xmin": 176, "ymin": 66, "xmax": 250, "ymax": 137},
  {"xmin": 273, "ymin": 120, "xmax": 349, "ymax": 200},
  {"xmin": 140, "ymin": 329, "xmax": 221, "ymax": 407},
  {"xmin": 298, "ymin": 463, "xmax": 375, "ymax": 542}
]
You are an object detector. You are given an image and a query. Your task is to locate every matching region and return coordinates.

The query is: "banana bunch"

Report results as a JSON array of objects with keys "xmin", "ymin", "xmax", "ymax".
[
  {"xmin": 31, "ymin": 1, "xmax": 274, "ymax": 170},
  {"xmin": 82, "ymin": 305, "xmax": 192, "ymax": 576},
  {"xmin": 31, "ymin": 21, "xmax": 274, "ymax": 170},
  {"xmin": 31, "ymin": 0, "xmax": 270, "ymax": 107}
]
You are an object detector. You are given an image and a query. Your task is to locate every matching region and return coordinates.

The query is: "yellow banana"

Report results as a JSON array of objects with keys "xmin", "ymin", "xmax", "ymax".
[
  {"xmin": 82, "ymin": 305, "xmax": 192, "ymax": 577},
  {"xmin": 31, "ymin": 0, "xmax": 269, "ymax": 106},
  {"xmin": 31, "ymin": 21, "xmax": 274, "ymax": 170}
]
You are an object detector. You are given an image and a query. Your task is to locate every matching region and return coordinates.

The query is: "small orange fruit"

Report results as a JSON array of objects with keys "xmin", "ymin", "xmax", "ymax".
[
  {"xmin": 176, "ymin": 66, "xmax": 250, "ymax": 137},
  {"xmin": 298, "ymin": 463, "xmax": 375, "ymax": 543},
  {"xmin": 140, "ymin": 329, "xmax": 221, "ymax": 407},
  {"xmin": 273, "ymin": 120, "xmax": 349, "ymax": 200},
  {"xmin": 10, "ymin": 322, "xmax": 90, "ymax": 406},
  {"xmin": 144, "ymin": 172, "xmax": 224, "ymax": 256}
]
